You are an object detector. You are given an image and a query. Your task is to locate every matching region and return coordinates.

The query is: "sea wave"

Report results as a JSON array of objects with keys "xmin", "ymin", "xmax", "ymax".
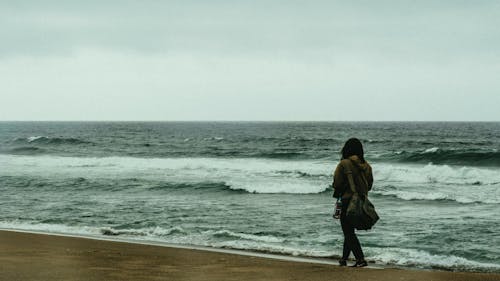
[
  {"xmin": 375, "ymin": 163, "xmax": 500, "ymax": 186},
  {"xmin": 151, "ymin": 180, "xmax": 330, "ymax": 194},
  {"xmin": 7, "ymin": 146, "xmax": 46, "ymax": 155},
  {"xmin": 368, "ymin": 247, "xmax": 500, "ymax": 272},
  {"xmin": 101, "ymin": 226, "xmax": 187, "ymax": 237},
  {"xmin": 373, "ymin": 163, "xmax": 500, "ymax": 204},
  {"xmin": 1, "ymin": 221, "xmax": 499, "ymax": 272},
  {"xmin": 251, "ymin": 151, "xmax": 306, "ymax": 159},
  {"xmin": 13, "ymin": 136, "xmax": 92, "ymax": 145},
  {"xmin": 371, "ymin": 187, "xmax": 500, "ymax": 204},
  {"xmin": 4, "ymin": 135, "xmax": 500, "ymax": 166},
  {"xmin": 2, "ymin": 155, "xmax": 500, "ymax": 197},
  {"xmin": 380, "ymin": 148, "xmax": 500, "ymax": 166},
  {"xmin": 0, "ymin": 220, "xmax": 336, "ymax": 259},
  {"xmin": 149, "ymin": 181, "xmax": 244, "ymax": 193},
  {"xmin": 210, "ymin": 240, "xmax": 335, "ymax": 258},
  {"xmin": 212, "ymin": 242, "xmax": 500, "ymax": 272},
  {"xmin": 0, "ymin": 155, "xmax": 331, "ymax": 194},
  {"xmin": 0, "ymin": 221, "xmax": 100, "ymax": 236},
  {"xmin": 211, "ymin": 230, "xmax": 285, "ymax": 243}
]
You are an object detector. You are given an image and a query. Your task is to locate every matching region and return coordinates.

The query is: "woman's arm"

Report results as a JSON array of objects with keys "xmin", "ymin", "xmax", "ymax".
[
  {"xmin": 366, "ymin": 164, "xmax": 374, "ymax": 191},
  {"xmin": 332, "ymin": 163, "xmax": 345, "ymax": 198}
]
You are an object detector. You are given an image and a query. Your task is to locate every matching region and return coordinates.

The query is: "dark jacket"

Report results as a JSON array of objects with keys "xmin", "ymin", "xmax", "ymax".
[{"xmin": 332, "ymin": 155, "xmax": 373, "ymax": 199}]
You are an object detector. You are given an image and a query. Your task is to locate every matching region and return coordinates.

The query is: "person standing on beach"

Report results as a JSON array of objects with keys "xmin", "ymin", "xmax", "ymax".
[{"xmin": 332, "ymin": 138, "xmax": 373, "ymax": 267}]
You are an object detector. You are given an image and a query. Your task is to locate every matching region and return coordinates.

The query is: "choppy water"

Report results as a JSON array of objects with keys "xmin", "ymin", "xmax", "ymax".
[{"xmin": 1, "ymin": 121, "xmax": 499, "ymax": 272}]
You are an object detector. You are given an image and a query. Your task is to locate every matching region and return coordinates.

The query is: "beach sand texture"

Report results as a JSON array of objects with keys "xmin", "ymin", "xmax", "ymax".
[{"xmin": 1, "ymin": 231, "xmax": 499, "ymax": 281}]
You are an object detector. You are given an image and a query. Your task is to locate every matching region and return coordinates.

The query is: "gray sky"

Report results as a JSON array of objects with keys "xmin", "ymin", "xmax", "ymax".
[{"xmin": 1, "ymin": 0, "xmax": 499, "ymax": 121}]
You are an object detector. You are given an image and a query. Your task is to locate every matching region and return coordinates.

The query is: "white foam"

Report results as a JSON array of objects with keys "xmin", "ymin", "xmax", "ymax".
[
  {"xmin": 422, "ymin": 147, "xmax": 440, "ymax": 153},
  {"xmin": 0, "ymin": 220, "xmax": 100, "ymax": 236},
  {"xmin": 27, "ymin": 136, "xmax": 45, "ymax": 142},
  {"xmin": 373, "ymin": 163, "xmax": 500, "ymax": 203},
  {"xmin": 372, "ymin": 188, "xmax": 500, "ymax": 204},
  {"xmin": 0, "ymin": 221, "xmax": 188, "ymax": 242},
  {"xmin": 210, "ymin": 230, "xmax": 285, "ymax": 243},
  {"xmin": 375, "ymin": 163, "xmax": 500, "ymax": 185},
  {"xmin": 228, "ymin": 180, "xmax": 326, "ymax": 194},
  {"xmin": 203, "ymin": 137, "xmax": 224, "ymax": 141},
  {"xmin": 368, "ymin": 247, "xmax": 500, "ymax": 271},
  {"xmin": 0, "ymin": 221, "xmax": 324, "ymax": 259},
  {"xmin": 101, "ymin": 226, "xmax": 187, "ymax": 237},
  {"xmin": 0, "ymin": 155, "xmax": 331, "ymax": 194},
  {"xmin": 375, "ymin": 190, "xmax": 450, "ymax": 201},
  {"xmin": 1, "ymin": 155, "xmax": 499, "ymax": 197},
  {"xmin": 0, "ymin": 228, "xmax": 344, "ymax": 267},
  {"xmin": 211, "ymin": 240, "xmax": 333, "ymax": 258},
  {"xmin": 2, "ymin": 222, "xmax": 499, "ymax": 271}
]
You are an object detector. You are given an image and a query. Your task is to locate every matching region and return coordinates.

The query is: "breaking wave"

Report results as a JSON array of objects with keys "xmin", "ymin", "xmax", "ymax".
[
  {"xmin": 100, "ymin": 226, "xmax": 187, "ymax": 237},
  {"xmin": 211, "ymin": 230, "xmax": 285, "ymax": 243},
  {"xmin": 371, "ymin": 186, "xmax": 500, "ymax": 204},
  {"xmin": 1, "ymin": 221, "xmax": 499, "ymax": 272},
  {"xmin": 382, "ymin": 148, "xmax": 500, "ymax": 166},
  {"xmin": 13, "ymin": 136, "xmax": 92, "ymax": 145},
  {"xmin": 375, "ymin": 163, "xmax": 500, "ymax": 186},
  {"xmin": 368, "ymin": 247, "xmax": 500, "ymax": 272},
  {"xmin": 2, "ymin": 155, "xmax": 500, "ymax": 198},
  {"xmin": 0, "ymin": 155, "xmax": 331, "ymax": 194},
  {"xmin": 373, "ymin": 164, "xmax": 500, "ymax": 204}
]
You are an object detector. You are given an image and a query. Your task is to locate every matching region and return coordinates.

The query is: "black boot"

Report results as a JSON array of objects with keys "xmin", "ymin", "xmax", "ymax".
[{"xmin": 350, "ymin": 259, "xmax": 368, "ymax": 267}]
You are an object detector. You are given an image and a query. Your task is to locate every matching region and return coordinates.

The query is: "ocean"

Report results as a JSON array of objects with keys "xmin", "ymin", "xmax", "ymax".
[{"xmin": 1, "ymin": 121, "xmax": 499, "ymax": 272}]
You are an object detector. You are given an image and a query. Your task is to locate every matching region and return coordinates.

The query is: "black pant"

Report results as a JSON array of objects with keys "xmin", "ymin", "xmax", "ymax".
[{"xmin": 340, "ymin": 198, "xmax": 364, "ymax": 260}]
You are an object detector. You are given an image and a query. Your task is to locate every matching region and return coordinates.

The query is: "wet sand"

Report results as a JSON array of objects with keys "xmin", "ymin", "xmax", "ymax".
[{"xmin": 0, "ymin": 230, "xmax": 499, "ymax": 281}]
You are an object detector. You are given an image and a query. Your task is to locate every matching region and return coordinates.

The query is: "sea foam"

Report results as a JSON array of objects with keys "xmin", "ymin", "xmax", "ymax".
[
  {"xmin": 368, "ymin": 247, "xmax": 500, "ymax": 272},
  {"xmin": 2, "ymin": 220, "xmax": 499, "ymax": 272},
  {"xmin": 2, "ymin": 155, "xmax": 499, "ymax": 199}
]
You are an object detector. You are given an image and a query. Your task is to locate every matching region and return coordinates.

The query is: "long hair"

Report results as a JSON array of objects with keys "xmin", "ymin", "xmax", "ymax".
[{"xmin": 341, "ymin": 138, "xmax": 365, "ymax": 163}]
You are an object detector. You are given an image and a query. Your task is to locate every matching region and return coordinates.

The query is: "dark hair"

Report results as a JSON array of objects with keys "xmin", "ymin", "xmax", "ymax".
[{"xmin": 341, "ymin": 138, "xmax": 365, "ymax": 163}]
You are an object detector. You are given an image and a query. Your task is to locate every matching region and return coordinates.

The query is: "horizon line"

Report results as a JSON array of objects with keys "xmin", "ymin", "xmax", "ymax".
[{"xmin": 0, "ymin": 120, "xmax": 499, "ymax": 123}]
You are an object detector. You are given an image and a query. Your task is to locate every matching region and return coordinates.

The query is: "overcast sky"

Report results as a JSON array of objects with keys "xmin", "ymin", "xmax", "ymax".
[{"xmin": 1, "ymin": 1, "xmax": 499, "ymax": 121}]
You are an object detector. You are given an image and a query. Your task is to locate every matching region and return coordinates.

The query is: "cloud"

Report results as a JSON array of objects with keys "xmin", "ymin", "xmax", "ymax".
[
  {"xmin": 2, "ymin": 1, "xmax": 499, "ymax": 60},
  {"xmin": 0, "ymin": 1, "xmax": 499, "ymax": 120}
]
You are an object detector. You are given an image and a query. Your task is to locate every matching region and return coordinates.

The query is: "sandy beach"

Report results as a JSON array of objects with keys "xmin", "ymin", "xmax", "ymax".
[{"xmin": 0, "ymin": 230, "xmax": 498, "ymax": 281}]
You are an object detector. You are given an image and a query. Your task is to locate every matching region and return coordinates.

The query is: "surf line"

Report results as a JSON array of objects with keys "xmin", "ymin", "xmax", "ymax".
[{"xmin": 0, "ymin": 228, "xmax": 382, "ymax": 269}]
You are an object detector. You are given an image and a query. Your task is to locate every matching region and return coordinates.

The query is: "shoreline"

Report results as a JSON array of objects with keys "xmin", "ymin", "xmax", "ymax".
[
  {"xmin": 1, "ymin": 229, "xmax": 499, "ymax": 281},
  {"xmin": 0, "ymin": 228, "xmax": 346, "ymax": 267}
]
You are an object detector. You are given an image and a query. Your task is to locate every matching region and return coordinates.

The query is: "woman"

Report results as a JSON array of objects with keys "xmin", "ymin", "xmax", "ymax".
[{"xmin": 332, "ymin": 138, "xmax": 373, "ymax": 267}]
